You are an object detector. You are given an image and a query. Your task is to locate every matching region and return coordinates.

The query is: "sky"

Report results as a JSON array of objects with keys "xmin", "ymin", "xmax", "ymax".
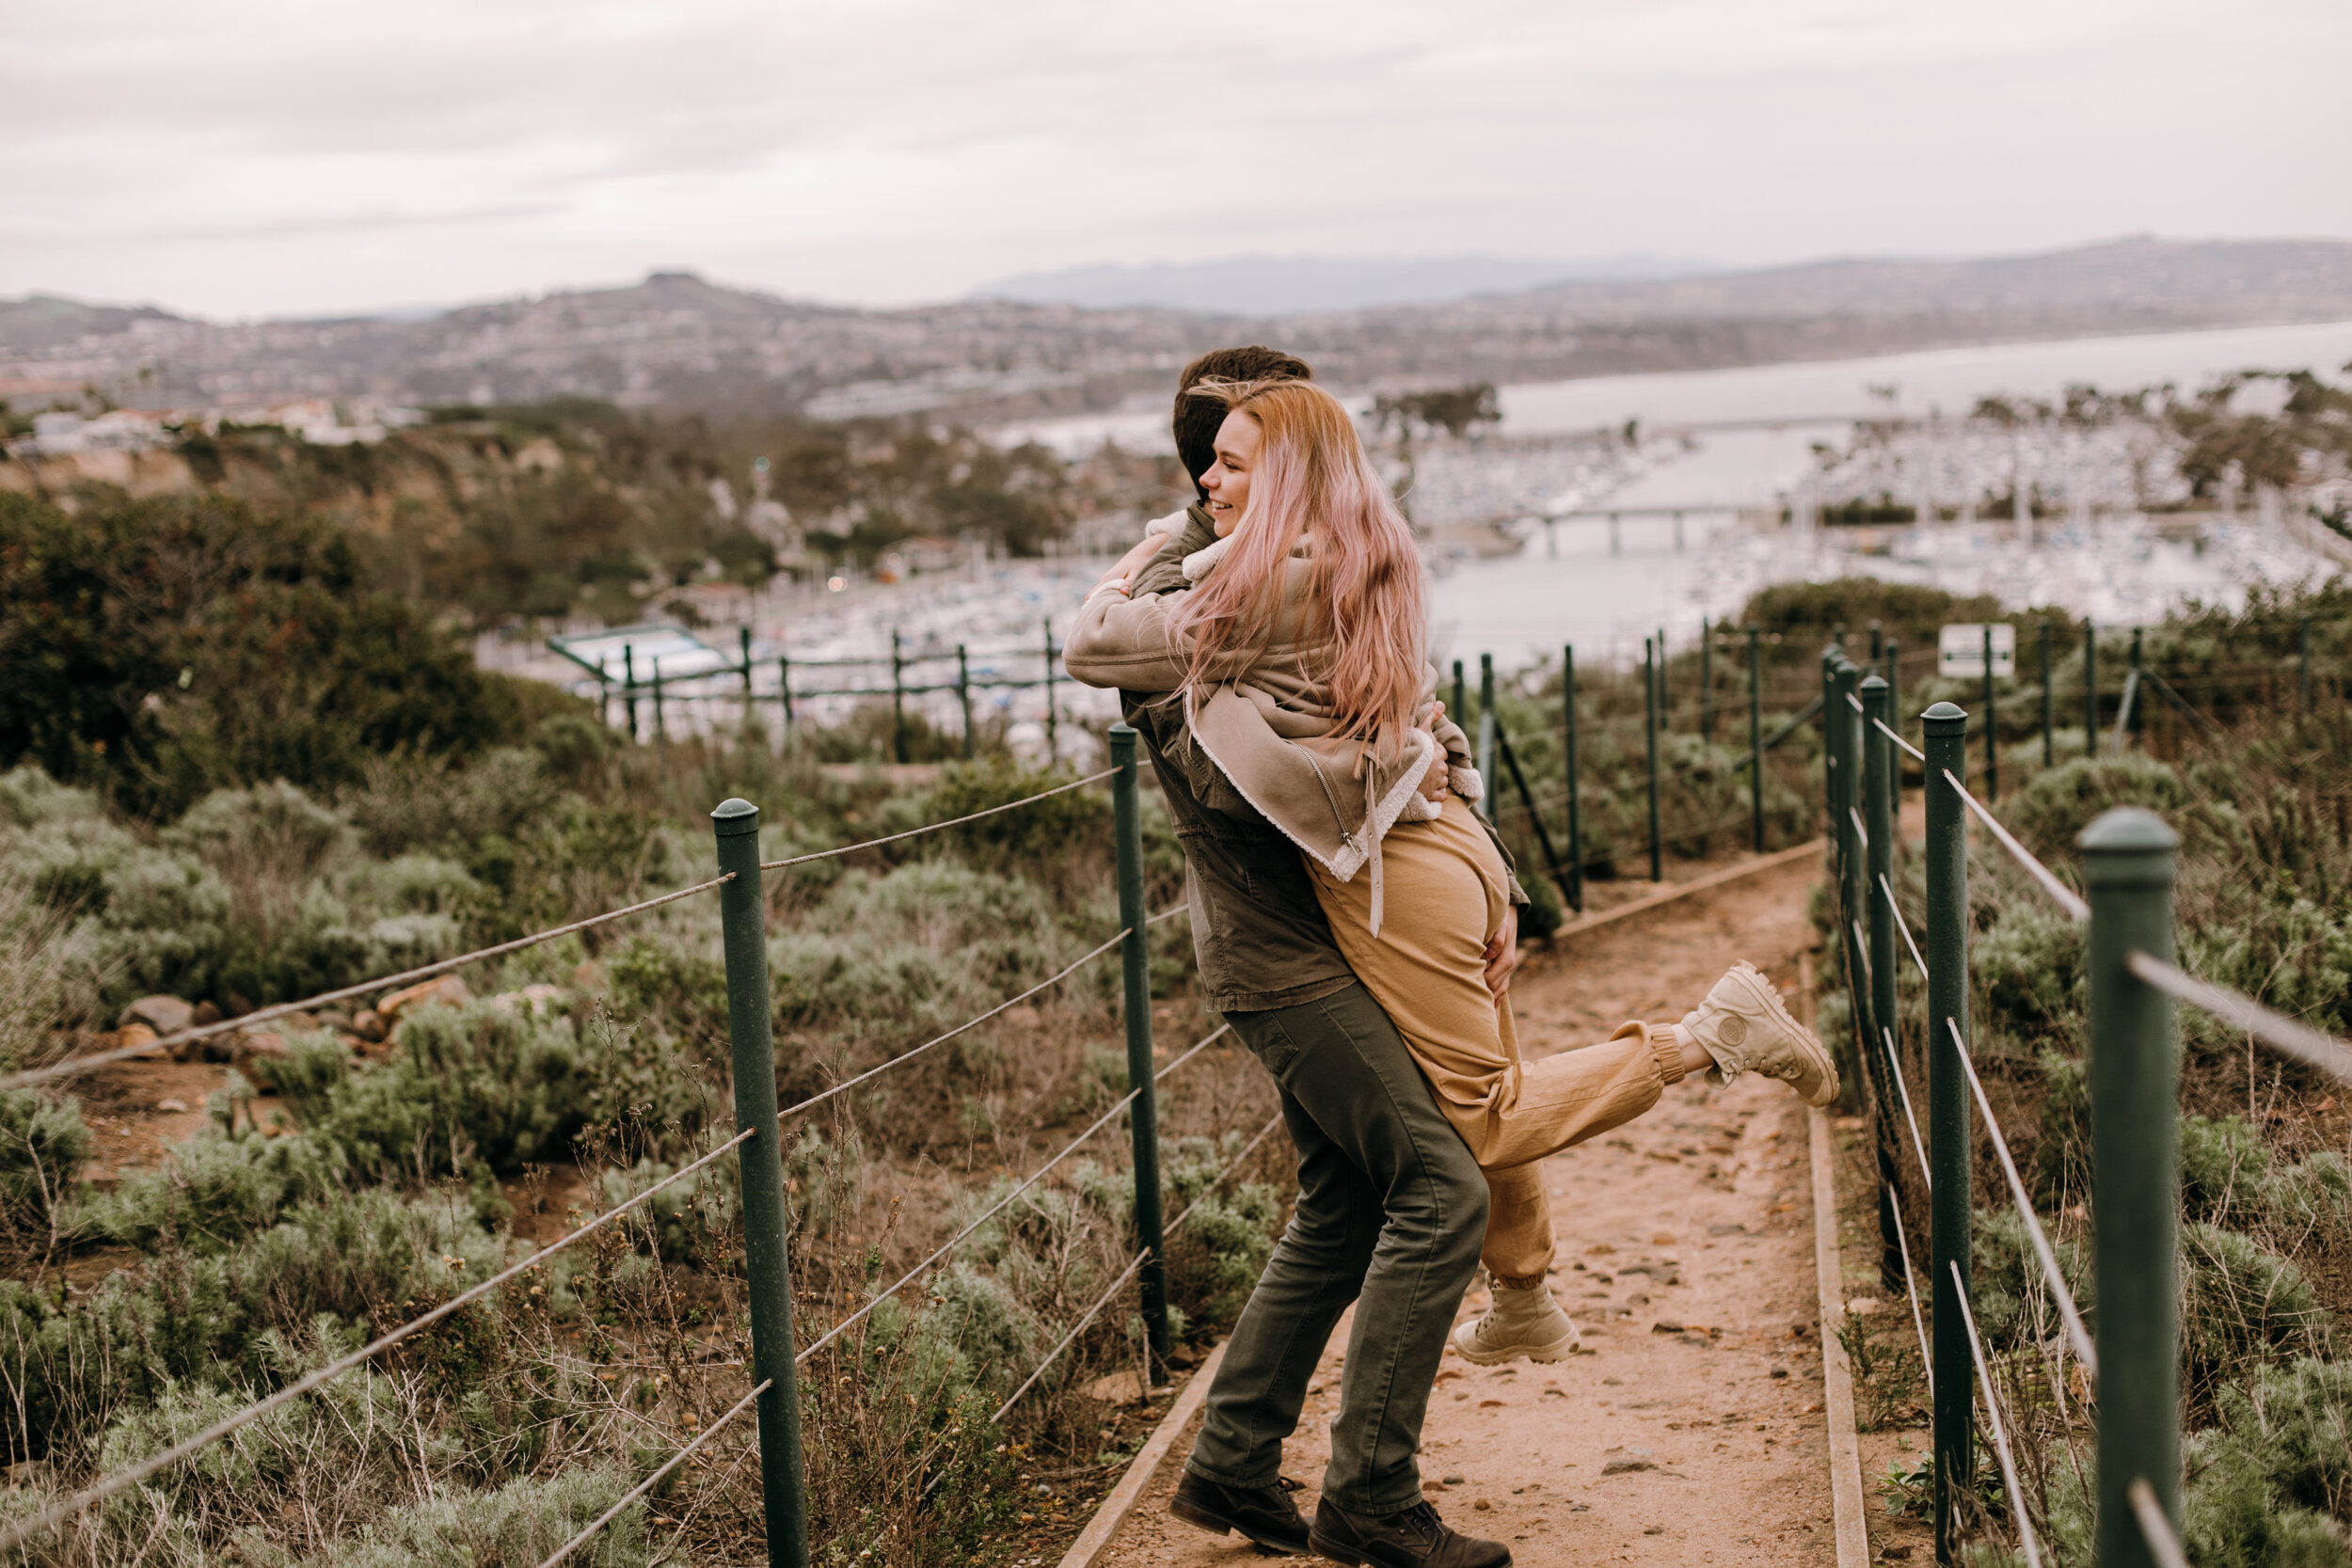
[{"xmin": 4, "ymin": 0, "xmax": 2348, "ymax": 321}]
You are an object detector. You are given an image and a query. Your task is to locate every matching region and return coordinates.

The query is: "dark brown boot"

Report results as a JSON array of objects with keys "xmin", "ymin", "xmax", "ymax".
[
  {"xmin": 1169, "ymin": 1470, "xmax": 1310, "ymax": 1555},
  {"xmin": 1310, "ymin": 1497, "xmax": 1512, "ymax": 1567}
]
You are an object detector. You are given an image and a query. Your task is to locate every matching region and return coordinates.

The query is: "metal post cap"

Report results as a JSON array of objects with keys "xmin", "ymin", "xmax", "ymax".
[
  {"xmin": 2080, "ymin": 806, "xmax": 2177, "ymax": 857},
  {"xmin": 1922, "ymin": 701, "xmax": 1967, "ymax": 733},
  {"xmin": 1860, "ymin": 673, "xmax": 1887, "ymax": 694},
  {"xmin": 711, "ymin": 798, "xmax": 761, "ymax": 837}
]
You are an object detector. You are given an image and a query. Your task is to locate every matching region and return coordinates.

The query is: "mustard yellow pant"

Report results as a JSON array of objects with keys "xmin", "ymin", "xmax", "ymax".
[{"xmin": 1309, "ymin": 796, "xmax": 1688, "ymax": 1283}]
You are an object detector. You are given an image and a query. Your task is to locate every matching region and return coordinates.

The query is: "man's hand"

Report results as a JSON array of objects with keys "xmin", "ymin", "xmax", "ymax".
[
  {"xmin": 1096, "ymin": 533, "xmax": 1166, "ymax": 594},
  {"xmin": 1482, "ymin": 906, "xmax": 1519, "ymax": 999},
  {"xmin": 1418, "ymin": 702, "xmax": 1449, "ymax": 801}
]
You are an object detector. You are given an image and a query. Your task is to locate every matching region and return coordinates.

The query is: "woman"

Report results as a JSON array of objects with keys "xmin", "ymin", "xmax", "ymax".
[{"xmin": 1066, "ymin": 378, "xmax": 1837, "ymax": 1363}]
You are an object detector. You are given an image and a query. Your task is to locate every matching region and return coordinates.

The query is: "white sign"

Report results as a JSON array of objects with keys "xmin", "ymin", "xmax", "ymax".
[{"xmin": 1940, "ymin": 624, "xmax": 2016, "ymax": 678}]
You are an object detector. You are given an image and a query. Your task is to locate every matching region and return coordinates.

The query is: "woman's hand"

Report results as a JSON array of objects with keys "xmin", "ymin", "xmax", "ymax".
[
  {"xmin": 1418, "ymin": 703, "xmax": 1450, "ymax": 801},
  {"xmin": 1483, "ymin": 907, "xmax": 1519, "ymax": 999}
]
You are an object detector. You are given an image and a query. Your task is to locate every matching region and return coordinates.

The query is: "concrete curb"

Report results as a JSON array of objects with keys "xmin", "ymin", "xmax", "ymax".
[
  {"xmin": 1055, "ymin": 1338, "xmax": 1229, "ymax": 1568},
  {"xmin": 1810, "ymin": 1104, "xmax": 1872, "ymax": 1568}
]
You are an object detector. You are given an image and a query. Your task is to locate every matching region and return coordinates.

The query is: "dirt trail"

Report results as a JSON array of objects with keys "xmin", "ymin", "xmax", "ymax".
[{"xmin": 1092, "ymin": 852, "xmax": 1842, "ymax": 1567}]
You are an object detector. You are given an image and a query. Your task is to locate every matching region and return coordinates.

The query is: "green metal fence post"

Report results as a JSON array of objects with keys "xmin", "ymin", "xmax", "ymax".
[
  {"xmin": 1748, "ymin": 628, "xmax": 1765, "ymax": 854},
  {"xmin": 1645, "ymin": 637, "xmax": 1663, "ymax": 881},
  {"xmin": 1042, "ymin": 618, "xmax": 1058, "ymax": 762},
  {"xmin": 710, "ymin": 800, "xmax": 808, "ymax": 1568},
  {"xmin": 1980, "ymin": 625, "xmax": 1996, "ymax": 801},
  {"xmin": 957, "ymin": 643, "xmax": 974, "ymax": 761},
  {"xmin": 2041, "ymin": 619, "xmax": 2054, "ymax": 768},
  {"xmin": 1700, "ymin": 615, "xmax": 1714, "ymax": 739},
  {"xmin": 2300, "ymin": 615, "xmax": 2313, "ymax": 713},
  {"xmin": 1476, "ymin": 654, "xmax": 1499, "ymax": 819},
  {"xmin": 1825, "ymin": 653, "xmax": 1863, "ymax": 1101},
  {"xmin": 1883, "ymin": 638, "xmax": 1900, "ymax": 806},
  {"xmin": 2083, "ymin": 807, "xmax": 2182, "ymax": 1568},
  {"xmin": 2084, "ymin": 621, "xmax": 2098, "ymax": 756},
  {"xmin": 890, "ymin": 630, "xmax": 907, "ymax": 765},
  {"xmin": 624, "ymin": 645, "xmax": 640, "ymax": 743},
  {"xmin": 1861, "ymin": 674, "xmax": 1904, "ymax": 1295},
  {"xmin": 1564, "ymin": 645, "xmax": 1584, "ymax": 911},
  {"xmin": 778, "ymin": 656, "xmax": 795, "ymax": 738},
  {"xmin": 1922, "ymin": 702, "xmax": 1974, "ymax": 1565},
  {"xmin": 652, "ymin": 657, "xmax": 666, "ymax": 741},
  {"xmin": 2130, "ymin": 626, "xmax": 2145, "ymax": 747},
  {"xmin": 740, "ymin": 626, "xmax": 755, "ymax": 727},
  {"xmin": 1110, "ymin": 726, "xmax": 1171, "ymax": 1377},
  {"xmin": 1453, "ymin": 658, "xmax": 1468, "ymax": 733}
]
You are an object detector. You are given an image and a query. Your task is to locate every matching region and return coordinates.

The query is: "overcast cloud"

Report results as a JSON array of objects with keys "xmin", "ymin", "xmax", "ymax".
[{"xmin": 3, "ymin": 0, "xmax": 2346, "ymax": 319}]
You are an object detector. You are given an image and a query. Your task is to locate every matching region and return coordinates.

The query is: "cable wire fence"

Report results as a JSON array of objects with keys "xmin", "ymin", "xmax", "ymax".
[
  {"xmin": 0, "ymin": 734, "xmax": 1278, "ymax": 1568},
  {"xmin": 1818, "ymin": 643, "xmax": 2352, "ymax": 1568}
]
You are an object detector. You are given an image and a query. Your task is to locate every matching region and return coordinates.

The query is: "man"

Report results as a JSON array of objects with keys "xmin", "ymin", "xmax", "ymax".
[{"xmin": 1079, "ymin": 344, "xmax": 1518, "ymax": 1568}]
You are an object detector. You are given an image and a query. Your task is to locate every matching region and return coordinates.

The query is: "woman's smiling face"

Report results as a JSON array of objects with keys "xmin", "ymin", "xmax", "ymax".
[{"xmin": 1199, "ymin": 410, "xmax": 1262, "ymax": 537}]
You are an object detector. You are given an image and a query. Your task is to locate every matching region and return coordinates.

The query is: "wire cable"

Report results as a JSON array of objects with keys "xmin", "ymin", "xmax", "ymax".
[
  {"xmin": 758, "ymin": 769, "xmax": 1118, "ymax": 871},
  {"xmin": 989, "ymin": 1109, "xmax": 1286, "ymax": 1424},
  {"xmin": 1942, "ymin": 770, "xmax": 2090, "ymax": 923},
  {"xmin": 1881, "ymin": 874, "xmax": 1931, "ymax": 985},
  {"xmin": 794, "ymin": 1025, "xmax": 1232, "ymax": 1367},
  {"xmin": 2123, "ymin": 951, "xmax": 2352, "ymax": 1086},
  {"xmin": 1872, "ymin": 716, "xmax": 1927, "ymax": 764},
  {"xmin": 0, "ymin": 874, "xmax": 735, "ymax": 1093},
  {"xmin": 1946, "ymin": 1019, "xmax": 2097, "ymax": 1374},
  {"xmin": 2128, "ymin": 1479, "xmax": 2192, "ymax": 1568},
  {"xmin": 777, "ymin": 929, "xmax": 1130, "ymax": 1122},
  {"xmin": 0, "ymin": 1121, "xmax": 760, "ymax": 1555},
  {"xmin": 1950, "ymin": 1259, "xmax": 2047, "ymax": 1568},
  {"xmin": 534, "ymin": 1378, "xmax": 773, "ymax": 1568},
  {"xmin": 1881, "ymin": 1027, "xmax": 1931, "ymax": 1193}
]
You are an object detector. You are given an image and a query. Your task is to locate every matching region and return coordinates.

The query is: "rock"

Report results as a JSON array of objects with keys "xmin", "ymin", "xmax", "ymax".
[
  {"xmin": 191, "ymin": 1000, "xmax": 222, "ymax": 1027},
  {"xmin": 339, "ymin": 1033, "xmax": 370, "ymax": 1055},
  {"xmin": 1085, "ymin": 1370, "xmax": 1146, "ymax": 1404},
  {"xmin": 377, "ymin": 975, "xmax": 470, "ymax": 1021},
  {"xmin": 486, "ymin": 984, "xmax": 565, "ymax": 1017},
  {"xmin": 156, "ymin": 1098, "xmax": 189, "ymax": 1114},
  {"xmin": 1601, "ymin": 1458, "xmax": 1655, "ymax": 1475},
  {"xmin": 232, "ymin": 1031, "xmax": 290, "ymax": 1088},
  {"xmin": 225, "ymin": 992, "xmax": 255, "ymax": 1019},
  {"xmin": 315, "ymin": 1009, "xmax": 353, "ymax": 1031},
  {"xmin": 279, "ymin": 1011, "xmax": 319, "ymax": 1035},
  {"xmin": 1845, "ymin": 1297, "xmax": 1882, "ymax": 1317},
  {"xmin": 118, "ymin": 996, "xmax": 195, "ymax": 1036},
  {"xmin": 114, "ymin": 1022, "xmax": 162, "ymax": 1056},
  {"xmin": 353, "ymin": 1009, "xmax": 389, "ymax": 1042}
]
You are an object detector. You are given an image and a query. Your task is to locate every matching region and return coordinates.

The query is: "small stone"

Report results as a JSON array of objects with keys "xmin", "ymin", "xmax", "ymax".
[
  {"xmin": 155, "ymin": 1098, "xmax": 188, "ymax": 1114},
  {"xmin": 119, "ymin": 996, "xmax": 195, "ymax": 1036},
  {"xmin": 1651, "ymin": 1322, "xmax": 1685, "ymax": 1335},
  {"xmin": 190, "ymin": 1000, "xmax": 222, "ymax": 1027},
  {"xmin": 1771, "ymin": 1367, "xmax": 1789, "ymax": 1379},
  {"xmin": 486, "ymin": 984, "xmax": 565, "ymax": 1016},
  {"xmin": 1601, "ymin": 1459, "xmax": 1655, "ymax": 1475},
  {"xmin": 1442, "ymin": 1475, "xmax": 1466, "ymax": 1485},
  {"xmin": 315, "ymin": 1009, "xmax": 353, "ymax": 1031},
  {"xmin": 353, "ymin": 1009, "xmax": 389, "ymax": 1042},
  {"xmin": 1473, "ymin": 1499, "xmax": 1491, "ymax": 1511},
  {"xmin": 1883, "ymin": 1547, "xmax": 1914, "ymax": 1560},
  {"xmin": 377, "ymin": 975, "xmax": 471, "ymax": 1021},
  {"xmin": 114, "ymin": 1022, "xmax": 161, "ymax": 1056}
]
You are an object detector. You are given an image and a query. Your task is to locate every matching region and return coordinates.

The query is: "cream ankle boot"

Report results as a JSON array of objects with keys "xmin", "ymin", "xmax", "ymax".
[
  {"xmin": 1681, "ymin": 960, "xmax": 1838, "ymax": 1106},
  {"xmin": 1451, "ymin": 1275, "xmax": 1581, "ymax": 1365}
]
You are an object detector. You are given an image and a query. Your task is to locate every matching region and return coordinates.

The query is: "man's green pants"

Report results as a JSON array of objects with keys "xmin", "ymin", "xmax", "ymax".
[{"xmin": 1184, "ymin": 981, "xmax": 1488, "ymax": 1516}]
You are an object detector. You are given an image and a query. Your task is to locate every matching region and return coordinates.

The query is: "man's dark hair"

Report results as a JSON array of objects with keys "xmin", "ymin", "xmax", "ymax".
[{"xmin": 1174, "ymin": 345, "xmax": 1313, "ymax": 499}]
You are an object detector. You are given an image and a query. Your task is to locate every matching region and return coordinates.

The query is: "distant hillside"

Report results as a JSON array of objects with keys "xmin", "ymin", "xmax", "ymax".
[
  {"xmin": 6, "ymin": 238, "xmax": 2349, "ymax": 422},
  {"xmin": 973, "ymin": 254, "xmax": 1709, "ymax": 314},
  {"xmin": 1475, "ymin": 237, "xmax": 2352, "ymax": 325},
  {"xmin": 0, "ymin": 293, "xmax": 184, "ymax": 350}
]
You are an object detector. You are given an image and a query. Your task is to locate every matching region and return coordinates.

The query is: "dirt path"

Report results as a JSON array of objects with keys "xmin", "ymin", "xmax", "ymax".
[{"xmin": 1090, "ymin": 852, "xmax": 1843, "ymax": 1567}]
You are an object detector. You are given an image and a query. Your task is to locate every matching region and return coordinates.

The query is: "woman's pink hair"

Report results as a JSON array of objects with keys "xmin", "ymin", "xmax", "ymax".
[{"xmin": 1168, "ymin": 379, "xmax": 1425, "ymax": 743}]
